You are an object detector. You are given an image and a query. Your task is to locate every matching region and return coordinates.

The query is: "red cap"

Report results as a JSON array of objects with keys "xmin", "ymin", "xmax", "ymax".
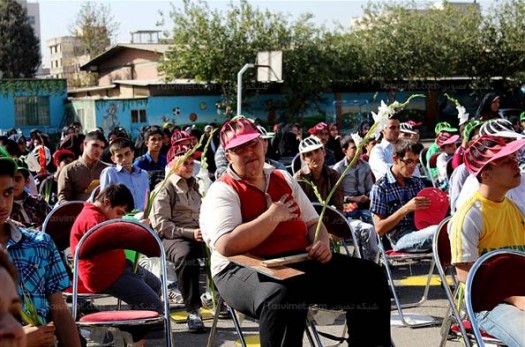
[
  {"xmin": 171, "ymin": 130, "xmax": 190, "ymax": 146},
  {"xmin": 308, "ymin": 122, "xmax": 328, "ymax": 135},
  {"xmin": 406, "ymin": 120, "xmax": 423, "ymax": 127},
  {"xmin": 52, "ymin": 149, "xmax": 75, "ymax": 167},
  {"xmin": 414, "ymin": 188, "xmax": 449, "ymax": 230},
  {"xmin": 166, "ymin": 145, "xmax": 201, "ymax": 164},
  {"xmin": 220, "ymin": 118, "xmax": 260, "ymax": 151}
]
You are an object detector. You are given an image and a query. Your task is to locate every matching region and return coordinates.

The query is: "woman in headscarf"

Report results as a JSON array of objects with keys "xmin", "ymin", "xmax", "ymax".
[
  {"xmin": 475, "ymin": 92, "xmax": 500, "ymax": 121},
  {"xmin": 358, "ymin": 120, "xmax": 372, "ymax": 138}
]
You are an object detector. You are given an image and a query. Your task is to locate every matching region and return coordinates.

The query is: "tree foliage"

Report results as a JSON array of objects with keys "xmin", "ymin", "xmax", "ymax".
[
  {"xmin": 0, "ymin": 0, "xmax": 41, "ymax": 78},
  {"xmin": 160, "ymin": 0, "xmax": 360, "ymax": 119},
  {"xmin": 70, "ymin": 1, "xmax": 119, "ymax": 57},
  {"xmin": 160, "ymin": 0, "xmax": 525, "ymax": 120}
]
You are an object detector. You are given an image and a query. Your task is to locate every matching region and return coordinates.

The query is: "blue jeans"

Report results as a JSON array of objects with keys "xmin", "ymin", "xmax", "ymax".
[
  {"xmin": 105, "ymin": 260, "xmax": 162, "ymax": 312},
  {"xmin": 348, "ymin": 218, "xmax": 379, "ymax": 262},
  {"xmin": 476, "ymin": 303, "xmax": 525, "ymax": 347},
  {"xmin": 392, "ymin": 225, "xmax": 436, "ymax": 252}
]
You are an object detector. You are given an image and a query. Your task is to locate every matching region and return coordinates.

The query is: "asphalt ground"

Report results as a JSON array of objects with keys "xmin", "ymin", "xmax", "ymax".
[{"xmin": 85, "ymin": 255, "xmax": 470, "ymax": 347}]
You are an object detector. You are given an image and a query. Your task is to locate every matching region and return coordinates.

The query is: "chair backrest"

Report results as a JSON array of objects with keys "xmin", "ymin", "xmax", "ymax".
[
  {"xmin": 76, "ymin": 219, "xmax": 162, "ymax": 260},
  {"xmin": 467, "ymin": 249, "xmax": 525, "ymax": 313},
  {"xmin": 291, "ymin": 153, "xmax": 302, "ymax": 175},
  {"xmin": 311, "ymin": 202, "xmax": 352, "ymax": 239},
  {"xmin": 465, "ymin": 249, "xmax": 525, "ymax": 346},
  {"xmin": 420, "ymin": 147, "xmax": 429, "ymax": 169},
  {"xmin": 433, "ymin": 217, "xmax": 452, "ymax": 270},
  {"xmin": 428, "ymin": 152, "xmax": 441, "ymax": 169},
  {"xmin": 42, "ymin": 201, "xmax": 85, "ymax": 251},
  {"xmin": 446, "ymin": 157, "xmax": 454, "ymax": 180}
]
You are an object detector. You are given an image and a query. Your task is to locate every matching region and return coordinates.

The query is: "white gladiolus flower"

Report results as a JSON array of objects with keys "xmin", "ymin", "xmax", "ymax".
[{"xmin": 351, "ymin": 132, "xmax": 363, "ymax": 147}]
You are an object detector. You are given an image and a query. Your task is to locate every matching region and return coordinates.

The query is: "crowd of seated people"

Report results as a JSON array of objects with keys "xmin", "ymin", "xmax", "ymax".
[{"xmin": 1, "ymin": 90, "xmax": 524, "ymax": 347}]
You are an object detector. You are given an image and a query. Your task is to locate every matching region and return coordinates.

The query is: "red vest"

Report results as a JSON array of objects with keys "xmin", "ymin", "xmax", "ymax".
[{"xmin": 219, "ymin": 170, "xmax": 309, "ymax": 257}]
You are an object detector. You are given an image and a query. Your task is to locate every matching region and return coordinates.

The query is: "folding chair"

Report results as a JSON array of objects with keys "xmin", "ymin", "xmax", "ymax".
[
  {"xmin": 206, "ymin": 274, "xmax": 320, "ymax": 347},
  {"xmin": 465, "ymin": 249, "xmax": 525, "ymax": 347},
  {"xmin": 71, "ymin": 219, "xmax": 174, "ymax": 347},
  {"xmin": 312, "ymin": 202, "xmax": 359, "ymax": 258},
  {"xmin": 42, "ymin": 200, "xmax": 85, "ymax": 253},
  {"xmin": 376, "ymin": 231, "xmax": 438, "ymax": 327},
  {"xmin": 433, "ymin": 217, "xmax": 471, "ymax": 347},
  {"xmin": 42, "ymin": 200, "xmax": 110, "ymax": 310}
]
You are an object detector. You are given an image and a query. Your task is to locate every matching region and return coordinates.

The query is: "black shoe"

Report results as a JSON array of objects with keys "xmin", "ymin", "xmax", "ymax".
[
  {"xmin": 217, "ymin": 302, "xmax": 231, "ymax": 319},
  {"xmin": 187, "ymin": 311, "xmax": 206, "ymax": 334}
]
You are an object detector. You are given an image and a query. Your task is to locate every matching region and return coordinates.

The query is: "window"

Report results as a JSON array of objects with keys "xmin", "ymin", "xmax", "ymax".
[
  {"xmin": 131, "ymin": 109, "xmax": 147, "ymax": 123},
  {"xmin": 14, "ymin": 96, "xmax": 50, "ymax": 126}
]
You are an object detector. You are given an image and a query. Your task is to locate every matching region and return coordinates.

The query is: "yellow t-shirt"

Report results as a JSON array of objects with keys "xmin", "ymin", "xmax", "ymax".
[{"xmin": 450, "ymin": 191, "xmax": 525, "ymax": 264}]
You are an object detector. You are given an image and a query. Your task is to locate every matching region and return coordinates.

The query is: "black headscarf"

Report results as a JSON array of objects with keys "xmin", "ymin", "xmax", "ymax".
[{"xmin": 475, "ymin": 92, "xmax": 499, "ymax": 121}]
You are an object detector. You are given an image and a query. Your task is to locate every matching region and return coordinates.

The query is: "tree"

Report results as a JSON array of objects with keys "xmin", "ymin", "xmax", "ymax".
[
  {"xmin": 70, "ymin": 1, "xmax": 119, "ymax": 57},
  {"xmin": 159, "ymin": 0, "xmax": 359, "ymax": 121},
  {"xmin": 0, "ymin": 0, "xmax": 41, "ymax": 78}
]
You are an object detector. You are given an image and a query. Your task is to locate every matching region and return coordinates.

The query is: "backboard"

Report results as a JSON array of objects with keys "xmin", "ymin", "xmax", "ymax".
[{"xmin": 256, "ymin": 51, "xmax": 283, "ymax": 82}]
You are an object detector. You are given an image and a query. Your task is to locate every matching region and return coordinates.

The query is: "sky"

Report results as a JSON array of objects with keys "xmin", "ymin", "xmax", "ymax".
[{"xmin": 36, "ymin": 0, "xmax": 491, "ymax": 68}]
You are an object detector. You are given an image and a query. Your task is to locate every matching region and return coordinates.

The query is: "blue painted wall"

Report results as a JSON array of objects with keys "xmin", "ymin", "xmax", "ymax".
[
  {"xmin": 0, "ymin": 79, "xmax": 67, "ymax": 136},
  {"xmin": 69, "ymin": 90, "xmax": 431, "ymax": 139}
]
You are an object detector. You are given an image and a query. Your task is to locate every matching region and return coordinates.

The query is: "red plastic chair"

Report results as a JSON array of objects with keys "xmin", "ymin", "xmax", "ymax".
[
  {"xmin": 71, "ymin": 219, "xmax": 174, "ymax": 347},
  {"xmin": 42, "ymin": 200, "xmax": 85, "ymax": 252},
  {"xmin": 465, "ymin": 249, "xmax": 525, "ymax": 347}
]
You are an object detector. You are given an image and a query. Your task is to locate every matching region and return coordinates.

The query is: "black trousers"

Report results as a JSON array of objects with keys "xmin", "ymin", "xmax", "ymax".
[
  {"xmin": 214, "ymin": 253, "xmax": 391, "ymax": 347},
  {"xmin": 162, "ymin": 238, "xmax": 204, "ymax": 312}
]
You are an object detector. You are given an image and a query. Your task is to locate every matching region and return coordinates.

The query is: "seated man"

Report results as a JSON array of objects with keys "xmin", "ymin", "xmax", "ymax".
[
  {"xmin": 70, "ymin": 184, "xmax": 162, "ymax": 345},
  {"xmin": 449, "ymin": 135, "xmax": 525, "ymax": 346},
  {"xmin": 332, "ymin": 136, "xmax": 378, "ymax": 261},
  {"xmin": 295, "ymin": 136, "xmax": 378, "ymax": 261},
  {"xmin": 201, "ymin": 118, "xmax": 391, "ymax": 347},
  {"xmin": 307, "ymin": 122, "xmax": 338, "ymax": 165},
  {"xmin": 370, "ymin": 140, "xmax": 436, "ymax": 252},
  {"xmin": 150, "ymin": 145, "xmax": 207, "ymax": 334},
  {"xmin": 0, "ymin": 149, "xmax": 81, "ymax": 347},
  {"xmin": 57, "ymin": 130, "xmax": 108, "ymax": 204}
]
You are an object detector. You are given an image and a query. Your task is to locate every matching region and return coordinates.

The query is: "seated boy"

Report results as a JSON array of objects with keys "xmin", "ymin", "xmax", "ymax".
[
  {"xmin": 0, "ymin": 149, "xmax": 81, "ymax": 347},
  {"xmin": 100, "ymin": 138, "xmax": 149, "ymax": 211},
  {"xmin": 11, "ymin": 159, "xmax": 51, "ymax": 229},
  {"xmin": 134, "ymin": 127, "xmax": 167, "ymax": 191},
  {"xmin": 295, "ymin": 136, "xmax": 378, "ymax": 261}
]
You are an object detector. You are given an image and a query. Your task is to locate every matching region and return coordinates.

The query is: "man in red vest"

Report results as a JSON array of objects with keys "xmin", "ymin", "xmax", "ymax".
[{"xmin": 201, "ymin": 117, "xmax": 392, "ymax": 347}]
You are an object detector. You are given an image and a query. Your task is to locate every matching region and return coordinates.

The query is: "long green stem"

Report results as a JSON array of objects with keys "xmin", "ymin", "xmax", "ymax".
[
  {"xmin": 313, "ymin": 122, "xmax": 380, "ymax": 243},
  {"xmin": 312, "ymin": 93, "xmax": 425, "ymax": 243}
]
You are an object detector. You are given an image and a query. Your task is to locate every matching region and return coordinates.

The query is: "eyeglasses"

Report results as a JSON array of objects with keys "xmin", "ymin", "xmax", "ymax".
[
  {"xmin": 229, "ymin": 138, "xmax": 260, "ymax": 155},
  {"xmin": 399, "ymin": 158, "xmax": 418, "ymax": 167}
]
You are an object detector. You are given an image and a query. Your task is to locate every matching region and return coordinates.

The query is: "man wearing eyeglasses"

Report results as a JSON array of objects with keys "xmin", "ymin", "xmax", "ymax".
[{"xmin": 370, "ymin": 140, "xmax": 436, "ymax": 252}]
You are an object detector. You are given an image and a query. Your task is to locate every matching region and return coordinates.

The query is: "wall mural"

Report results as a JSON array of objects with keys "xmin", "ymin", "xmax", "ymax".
[{"xmin": 102, "ymin": 103, "xmax": 120, "ymax": 131}]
